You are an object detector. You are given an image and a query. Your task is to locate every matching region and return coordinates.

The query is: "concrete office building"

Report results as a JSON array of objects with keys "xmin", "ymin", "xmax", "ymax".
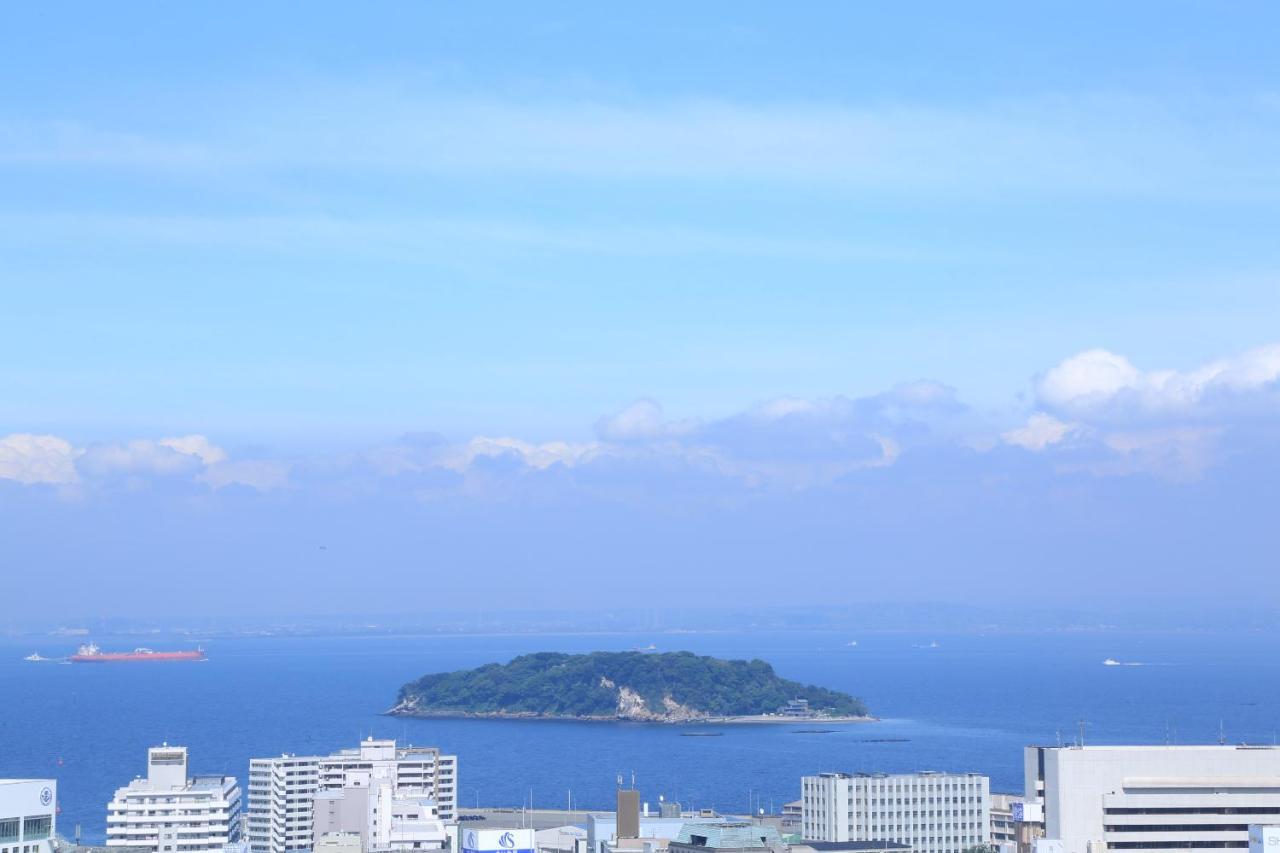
[
  {"xmin": 802, "ymin": 772, "xmax": 990, "ymax": 853},
  {"xmin": 106, "ymin": 746, "xmax": 240, "ymax": 853},
  {"xmin": 990, "ymin": 794, "xmax": 1021, "ymax": 847},
  {"xmin": 1025, "ymin": 745, "xmax": 1280, "ymax": 853},
  {"xmin": 247, "ymin": 739, "xmax": 456, "ymax": 853},
  {"xmin": 1, "ymin": 780, "xmax": 57, "ymax": 853}
]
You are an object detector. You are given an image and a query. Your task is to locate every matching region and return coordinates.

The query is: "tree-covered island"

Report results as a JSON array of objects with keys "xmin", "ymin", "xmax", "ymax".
[{"xmin": 388, "ymin": 651, "xmax": 871, "ymax": 723}]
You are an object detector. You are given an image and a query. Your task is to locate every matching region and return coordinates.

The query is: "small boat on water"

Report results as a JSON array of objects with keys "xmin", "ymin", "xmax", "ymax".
[
  {"xmin": 23, "ymin": 653, "xmax": 50, "ymax": 662},
  {"xmin": 1103, "ymin": 658, "xmax": 1121, "ymax": 666},
  {"xmin": 846, "ymin": 640, "xmax": 858, "ymax": 647}
]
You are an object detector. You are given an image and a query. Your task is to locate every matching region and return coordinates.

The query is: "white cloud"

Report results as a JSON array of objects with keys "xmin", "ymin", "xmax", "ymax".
[
  {"xmin": 1038, "ymin": 344, "xmax": 1280, "ymax": 417},
  {"xmin": 445, "ymin": 437, "xmax": 603, "ymax": 472},
  {"xmin": 199, "ymin": 460, "xmax": 290, "ymax": 491},
  {"xmin": 751, "ymin": 397, "xmax": 817, "ymax": 420},
  {"xmin": 78, "ymin": 435, "xmax": 228, "ymax": 477},
  {"xmin": 1002, "ymin": 413, "xmax": 1081, "ymax": 451},
  {"xmin": 1037, "ymin": 349, "xmax": 1143, "ymax": 411},
  {"xmin": 0, "ymin": 434, "xmax": 79, "ymax": 485},
  {"xmin": 159, "ymin": 435, "xmax": 228, "ymax": 465},
  {"xmin": 595, "ymin": 399, "xmax": 698, "ymax": 442}
]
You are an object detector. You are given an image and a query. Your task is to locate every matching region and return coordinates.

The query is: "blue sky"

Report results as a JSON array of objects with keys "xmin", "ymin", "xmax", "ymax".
[{"xmin": 2, "ymin": 3, "xmax": 1279, "ymax": 620}]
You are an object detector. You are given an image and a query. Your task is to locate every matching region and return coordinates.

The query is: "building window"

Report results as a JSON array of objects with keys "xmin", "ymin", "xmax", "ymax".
[{"xmin": 22, "ymin": 819, "xmax": 51, "ymax": 842}]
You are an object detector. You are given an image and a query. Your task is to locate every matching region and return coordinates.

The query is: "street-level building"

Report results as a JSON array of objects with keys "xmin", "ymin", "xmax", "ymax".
[
  {"xmin": 106, "ymin": 746, "xmax": 240, "ymax": 853},
  {"xmin": 801, "ymin": 772, "xmax": 990, "ymax": 853},
  {"xmin": 0, "ymin": 780, "xmax": 57, "ymax": 853},
  {"xmin": 1025, "ymin": 745, "xmax": 1280, "ymax": 853}
]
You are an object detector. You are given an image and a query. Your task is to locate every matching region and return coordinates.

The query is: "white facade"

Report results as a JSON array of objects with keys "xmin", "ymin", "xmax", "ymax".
[
  {"xmin": 247, "ymin": 755, "xmax": 320, "ymax": 853},
  {"xmin": 368, "ymin": 787, "xmax": 446, "ymax": 853},
  {"xmin": 0, "ymin": 780, "xmax": 57, "ymax": 853},
  {"xmin": 107, "ymin": 746, "xmax": 240, "ymax": 853},
  {"xmin": 802, "ymin": 771, "xmax": 991, "ymax": 853},
  {"xmin": 1025, "ymin": 745, "xmax": 1280, "ymax": 853},
  {"xmin": 248, "ymin": 739, "xmax": 456, "ymax": 853}
]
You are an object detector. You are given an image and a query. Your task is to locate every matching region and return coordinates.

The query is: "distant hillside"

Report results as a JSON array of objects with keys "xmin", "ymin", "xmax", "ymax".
[{"xmin": 389, "ymin": 651, "xmax": 870, "ymax": 722}]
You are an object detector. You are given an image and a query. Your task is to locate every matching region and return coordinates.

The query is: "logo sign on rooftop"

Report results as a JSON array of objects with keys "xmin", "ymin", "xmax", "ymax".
[{"xmin": 462, "ymin": 829, "xmax": 535, "ymax": 853}]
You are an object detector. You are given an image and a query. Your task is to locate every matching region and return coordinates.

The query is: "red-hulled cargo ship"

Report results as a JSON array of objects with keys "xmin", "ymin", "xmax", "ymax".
[{"xmin": 70, "ymin": 642, "xmax": 206, "ymax": 663}]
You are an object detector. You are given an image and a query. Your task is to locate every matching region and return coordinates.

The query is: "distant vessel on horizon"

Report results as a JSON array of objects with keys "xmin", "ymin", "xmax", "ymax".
[
  {"xmin": 70, "ymin": 642, "xmax": 206, "ymax": 663},
  {"xmin": 23, "ymin": 653, "xmax": 51, "ymax": 662}
]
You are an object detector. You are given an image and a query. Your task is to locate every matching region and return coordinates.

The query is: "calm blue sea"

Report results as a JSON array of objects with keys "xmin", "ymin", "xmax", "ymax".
[{"xmin": 2, "ymin": 630, "xmax": 1278, "ymax": 843}]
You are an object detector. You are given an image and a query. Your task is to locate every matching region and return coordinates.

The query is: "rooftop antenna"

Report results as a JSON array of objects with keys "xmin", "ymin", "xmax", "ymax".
[{"xmin": 1077, "ymin": 719, "xmax": 1087, "ymax": 747}]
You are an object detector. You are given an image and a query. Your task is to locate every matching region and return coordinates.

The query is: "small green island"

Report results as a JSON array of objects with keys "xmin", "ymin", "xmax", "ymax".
[{"xmin": 388, "ymin": 651, "xmax": 872, "ymax": 723}]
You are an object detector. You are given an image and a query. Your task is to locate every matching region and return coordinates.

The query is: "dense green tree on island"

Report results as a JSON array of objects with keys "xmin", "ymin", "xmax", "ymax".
[{"xmin": 394, "ymin": 651, "xmax": 869, "ymax": 718}]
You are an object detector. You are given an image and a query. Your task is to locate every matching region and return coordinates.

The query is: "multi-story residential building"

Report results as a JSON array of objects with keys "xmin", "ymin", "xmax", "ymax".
[
  {"xmin": 247, "ymin": 739, "xmax": 456, "ymax": 853},
  {"xmin": 1025, "ymin": 745, "xmax": 1280, "ymax": 853},
  {"xmin": 1, "ymin": 780, "xmax": 57, "ymax": 853},
  {"xmin": 246, "ymin": 756, "xmax": 319, "ymax": 853},
  {"xmin": 318, "ymin": 739, "xmax": 456, "ymax": 821},
  {"xmin": 106, "ymin": 746, "xmax": 240, "ymax": 853},
  {"xmin": 802, "ymin": 772, "xmax": 990, "ymax": 853}
]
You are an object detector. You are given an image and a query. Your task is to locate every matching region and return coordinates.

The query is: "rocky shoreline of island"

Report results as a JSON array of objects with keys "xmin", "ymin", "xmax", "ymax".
[{"xmin": 384, "ymin": 697, "xmax": 878, "ymax": 725}]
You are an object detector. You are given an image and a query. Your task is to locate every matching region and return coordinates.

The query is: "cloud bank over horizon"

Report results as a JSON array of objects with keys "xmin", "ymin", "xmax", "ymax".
[
  {"xmin": 5, "ymin": 343, "xmax": 1279, "ymax": 496},
  {"xmin": 5, "ymin": 342, "xmax": 1280, "ymax": 620}
]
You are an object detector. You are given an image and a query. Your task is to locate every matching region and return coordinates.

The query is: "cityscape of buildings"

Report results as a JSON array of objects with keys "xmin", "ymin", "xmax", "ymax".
[{"xmin": 13, "ymin": 740, "xmax": 1280, "ymax": 853}]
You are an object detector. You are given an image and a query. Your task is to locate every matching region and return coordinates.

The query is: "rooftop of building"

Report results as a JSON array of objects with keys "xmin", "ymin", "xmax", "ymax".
[
  {"xmin": 794, "ymin": 843, "xmax": 913, "ymax": 851},
  {"xmin": 809, "ymin": 771, "xmax": 985, "ymax": 779},
  {"xmin": 1033, "ymin": 744, "xmax": 1280, "ymax": 751},
  {"xmin": 673, "ymin": 822, "xmax": 783, "ymax": 850},
  {"xmin": 55, "ymin": 838, "xmax": 150, "ymax": 853},
  {"xmin": 0, "ymin": 779, "xmax": 54, "ymax": 786},
  {"xmin": 115, "ymin": 774, "xmax": 235, "ymax": 794}
]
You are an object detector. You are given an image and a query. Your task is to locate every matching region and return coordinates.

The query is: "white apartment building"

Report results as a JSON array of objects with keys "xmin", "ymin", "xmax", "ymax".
[
  {"xmin": 247, "ymin": 739, "xmax": 456, "ymax": 853},
  {"xmin": 107, "ymin": 746, "xmax": 240, "ymax": 853},
  {"xmin": 1, "ymin": 780, "xmax": 57, "ymax": 853},
  {"xmin": 246, "ymin": 755, "xmax": 319, "ymax": 853},
  {"xmin": 802, "ymin": 771, "xmax": 991, "ymax": 853},
  {"xmin": 1025, "ymin": 745, "xmax": 1280, "ymax": 853}
]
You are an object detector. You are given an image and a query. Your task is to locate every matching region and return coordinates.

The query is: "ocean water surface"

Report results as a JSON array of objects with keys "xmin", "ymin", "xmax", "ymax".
[{"xmin": 2, "ymin": 630, "xmax": 1278, "ymax": 842}]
